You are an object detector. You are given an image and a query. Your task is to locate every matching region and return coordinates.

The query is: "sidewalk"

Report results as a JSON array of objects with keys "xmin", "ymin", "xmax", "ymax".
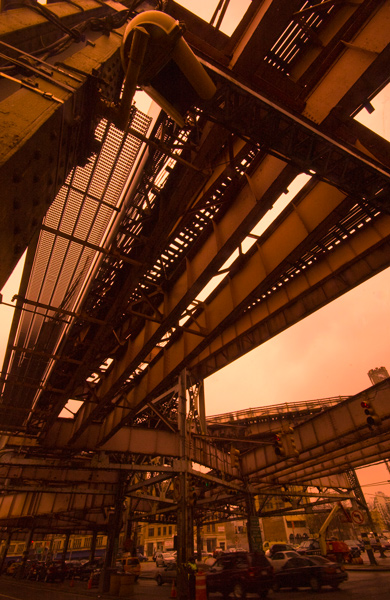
[{"xmin": 345, "ymin": 553, "xmax": 390, "ymax": 571}]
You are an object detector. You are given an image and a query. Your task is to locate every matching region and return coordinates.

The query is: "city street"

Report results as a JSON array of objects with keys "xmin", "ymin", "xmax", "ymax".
[{"xmin": 1, "ymin": 569, "xmax": 390, "ymax": 600}]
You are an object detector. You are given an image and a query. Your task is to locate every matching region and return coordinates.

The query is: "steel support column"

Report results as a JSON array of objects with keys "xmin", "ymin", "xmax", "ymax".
[
  {"xmin": 100, "ymin": 474, "xmax": 126, "ymax": 594},
  {"xmin": 0, "ymin": 531, "xmax": 12, "ymax": 574}
]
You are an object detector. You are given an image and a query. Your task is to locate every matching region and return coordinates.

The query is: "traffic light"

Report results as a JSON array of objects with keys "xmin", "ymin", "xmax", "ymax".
[
  {"xmin": 273, "ymin": 433, "xmax": 285, "ymax": 457},
  {"xmin": 188, "ymin": 480, "xmax": 197, "ymax": 505},
  {"xmin": 230, "ymin": 445, "xmax": 240, "ymax": 468},
  {"xmin": 361, "ymin": 400, "xmax": 380, "ymax": 427},
  {"xmin": 288, "ymin": 426, "xmax": 299, "ymax": 458}
]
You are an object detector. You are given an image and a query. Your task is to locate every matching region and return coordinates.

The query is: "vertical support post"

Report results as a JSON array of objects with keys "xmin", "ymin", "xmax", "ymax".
[
  {"xmin": 198, "ymin": 381, "xmax": 207, "ymax": 435},
  {"xmin": 89, "ymin": 530, "xmax": 98, "ymax": 562},
  {"xmin": 99, "ymin": 473, "xmax": 126, "ymax": 593},
  {"xmin": 177, "ymin": 369, "xmax": 190, "ymax": 600},
  {"xmin": 196, "ymin": 523, "xmax": 202, "ymax": 561},
  {"xmin": 62, "ymin": 531, "xmax": 71, "ymax": 563},
  {"xmin": 0, "ymin": 531, "xmax": 12, "ymax": 574},
  {"xmin": 19, "ymin": 527, "xmax": 34, "ymax": 578},
  {"xmin": 245, "ymin": 493, "xmax": 263, "ymax": 553}
]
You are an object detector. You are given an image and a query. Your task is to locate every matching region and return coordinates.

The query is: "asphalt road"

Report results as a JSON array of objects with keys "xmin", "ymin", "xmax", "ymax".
[{"xmin": 0, "ymin": 570, "xmax": 389, "ymax": 600}]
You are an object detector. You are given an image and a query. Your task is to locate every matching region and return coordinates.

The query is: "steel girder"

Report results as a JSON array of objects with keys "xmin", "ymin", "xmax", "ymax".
[
  {"xmin": 0, "ymin": 488, "xmax": 116, "ymax": 524},
  {"xmin": 68, "ymin": 181, "xmax": 390, "ymax": 448},
  {"xmin": 202, "ymin": 62, "xmax": 390, "ymax": 212},
  {"xmin": 189, "ymin": 212, "xmax": 390, "ymax": 379},
  {"xmin": 39, "ymin": 381, "xmax": 390, "ymax": 482},
  {"xmin": 242, "ymin": 378, "xmax": 390, "ymax": 483},
  {"xmin": 31, "ymin": 1, "xmax": 390, "ymax": 445},
  {"xmin": 0, "ymin": 0, "xmax": 133, "ymax": 290},
  {"xmin": 0, "ymin": 382, "xmax": 387, "ymax": 525},
  {"xmin": 59, "ymin": 156, "xmax": 297, "ymax": 446}
]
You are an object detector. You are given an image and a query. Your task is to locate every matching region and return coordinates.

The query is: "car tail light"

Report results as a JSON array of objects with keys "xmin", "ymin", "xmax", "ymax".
[{"xmin": 248, "ymin": 567, "xmax": 255, "ymax": 577}]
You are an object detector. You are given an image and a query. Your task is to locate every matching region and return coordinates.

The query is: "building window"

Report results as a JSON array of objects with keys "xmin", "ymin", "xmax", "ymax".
[
  {"xmin": 73, "ymin": 539, "xmax": 82, "ymax": 549},
  {"xmin": 148, "ymin": 528, "xmax": 154, "ymax": 537},
  {"xmin": 163, "ymin": 527, "xmax": 166, "ymax": 535},
  {"xmin": 97, "ymin": 537, "xmax": 103, "ymax": 547},
  {"xmin": 169, "ymin": 526, "xmax": 172, "ymax": 535},
  {"xmin": 84, "ymin": 537, "xmax": 92, "ymax": 548}
]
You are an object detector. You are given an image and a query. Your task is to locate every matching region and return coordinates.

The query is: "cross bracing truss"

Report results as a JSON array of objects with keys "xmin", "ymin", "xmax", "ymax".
[
  {"xmin": 0, "ymin": 379, "xmax": 389, "ymax": 528},
  {"xmin": 0, "ymin": 0, "xmax": 390, "ymax": 530}
]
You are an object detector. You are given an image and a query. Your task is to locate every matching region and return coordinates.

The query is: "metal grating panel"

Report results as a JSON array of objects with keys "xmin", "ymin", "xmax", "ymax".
[{"xmin": 0, "ymin": 110, "xmax": 152, "ymax": 429}]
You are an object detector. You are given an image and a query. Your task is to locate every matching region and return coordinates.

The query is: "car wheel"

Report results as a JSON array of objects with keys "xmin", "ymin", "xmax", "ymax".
[
  {"xmin": 156, "ymin": 574, "xmax": 163, "ymax": 586},
  {"xmin": 233, "ymin": 582, "xmax": 246, "ymax": 599},
  {"xmin": 309, "ymin": 576, "xmax": 321, "ymax": 592},
  {"xmin": 272, "ymin": 581, "xmax": 280, "ymax": 592},
  {"xmin": 259, "ymin": 590, "xmax": 269, "ymax": 598},
  {"xmin": 331, "ymin": 583, "xmax": 339, "ymax": 590}
]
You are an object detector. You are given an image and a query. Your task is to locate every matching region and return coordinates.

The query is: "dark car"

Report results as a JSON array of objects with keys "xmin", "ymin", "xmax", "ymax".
[
  {"xmin": 44, "ymin": 560, "xmax": 68, "ymax": 582},
  {"xmin": 296, "ymin": 538, "xmax": 321, "ymax": 555},
  {"xmin": 78, "ymin": 558, "xmax": 104, "ymax": 581},
  {"xmin": 343, "ymin": 539, "xmax": 362, "ymax": 557},
  {"xmin": 26, "ymin": 560, "xmax": 47, "ymax": 581},
  {"xmin": 273, "ymin": 555, "xmax": 348, "ymax": 592},
  {"xmin": 65, "ymin": 559, "xmax": 84, "ymax": 579},
  {"xmin": 265, "ymin": 543, "xmax": 296, "ymax": 557},
  {"xmin": 205, "ymin": 551, "xmax": 274, "ymax": 599}
]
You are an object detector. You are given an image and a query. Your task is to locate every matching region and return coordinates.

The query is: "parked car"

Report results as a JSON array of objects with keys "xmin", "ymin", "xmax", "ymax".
[
  {"xmin": 155, "ymin": 562, "xmax": 177, "ymax": 586},
  {"xmin": 379, "ymin": 537, "xmax": 390, "ymax": 550},
  {"xmin": 343, "ymin": 539, "xmax": 362, "ymax": 557},
  {"xmin": 89, "ymin": 560, "xmax": 124, "ymax": 588},
  {"xmin": 6, "ymin": 560, "xmax": 19, "ymax": 575},
  {"xmin": 44, "ymin": 560, "xmax": 68, "ymax": 582},
  {"xmin": 296, "ymin": 538, "xmax": 321, "ymax": 555},
  {"xmin": 273, "ymin": 555, "xmax": 348, "ymax": 592},
  {"xmin": 205, "ymin": 551, "xmax": 274, "ymax": 599},
  {"xmin": 268, "ymin": 550, "xmax": 302, "ymax": 572},
  {"xmin": 265, "ymin": 543, "xmax": 296, "ymax": 557},
  {"xmin": 120, "ymin": 556, "xmax": 141, "ymax": 580},
  {"xmin": 26, "ymin": 560, "xmax": 47, "ymax": 581},
  {"xmin": 65, "ymin": 560, "xmax": 84, "ymax": 579},
  {"xmin": 78, "ymin": 558, "xmax": 104, "ymax": 581},
  {"xmin": 156, "ymin": 551, "xmax": 176, "ymax": 567}
]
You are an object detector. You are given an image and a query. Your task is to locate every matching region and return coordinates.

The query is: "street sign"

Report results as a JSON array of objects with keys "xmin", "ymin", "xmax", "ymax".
[{"xmin": 351, "ymin": 509, "xmax": 365, "ymax": 525}]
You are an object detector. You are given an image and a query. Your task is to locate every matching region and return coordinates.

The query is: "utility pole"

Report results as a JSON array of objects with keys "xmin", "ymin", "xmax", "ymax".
[{"xmin": 177, "ymin": 369, "xmax": 191, "ymax": 600}]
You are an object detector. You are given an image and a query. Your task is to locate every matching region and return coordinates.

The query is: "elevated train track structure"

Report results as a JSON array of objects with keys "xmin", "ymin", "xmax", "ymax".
[{"xmin": 0, "ymin": 0, "xmax": 389, "ymax": 567}]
